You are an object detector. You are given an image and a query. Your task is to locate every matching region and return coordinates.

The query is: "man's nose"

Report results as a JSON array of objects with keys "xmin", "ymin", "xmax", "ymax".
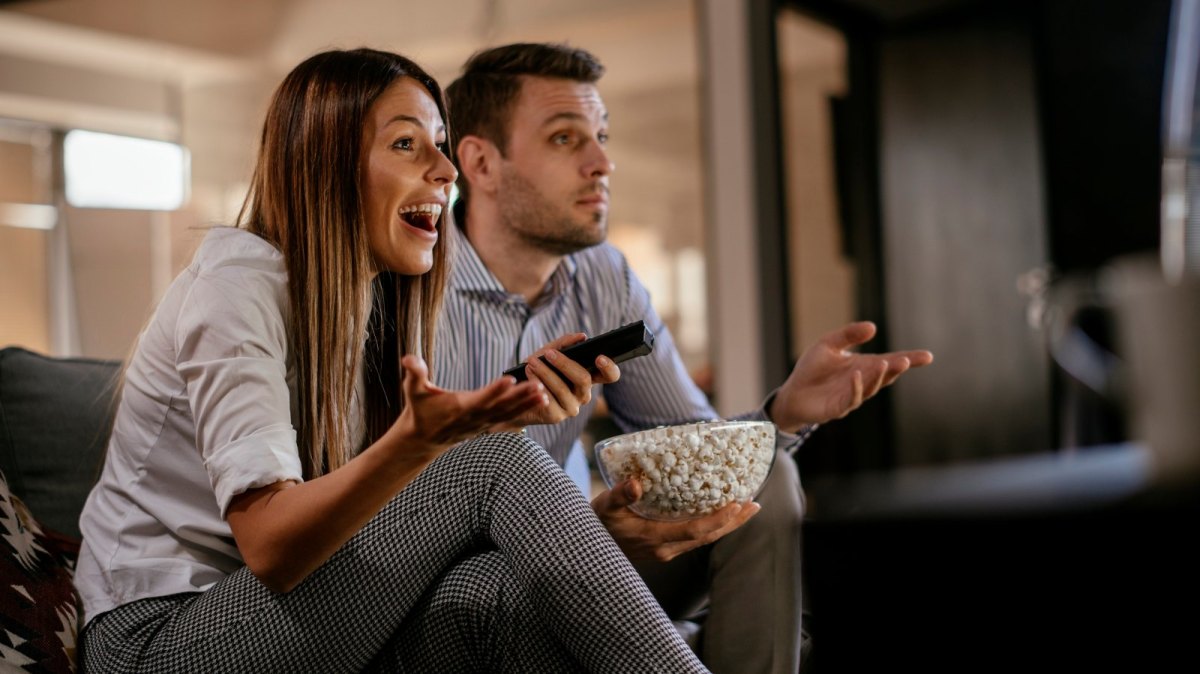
[{"xmin": 582, "ymin": 140, "xmax": 615, "ymax": 178}]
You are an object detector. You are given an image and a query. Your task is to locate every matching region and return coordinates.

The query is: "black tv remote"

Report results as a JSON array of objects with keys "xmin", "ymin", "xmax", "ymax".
[{"xmin": 503, "ymin": 320, "xmax": 655, "ymax": 382}]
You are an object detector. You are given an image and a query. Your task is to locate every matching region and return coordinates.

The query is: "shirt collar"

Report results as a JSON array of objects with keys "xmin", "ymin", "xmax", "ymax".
[
  {"xmin": 449, "ymin": 225, "xmax": 579, "ymax": 306},
  {"xmin": 448, "ymin": 225, "xmax": 508, "ymax": 295}
]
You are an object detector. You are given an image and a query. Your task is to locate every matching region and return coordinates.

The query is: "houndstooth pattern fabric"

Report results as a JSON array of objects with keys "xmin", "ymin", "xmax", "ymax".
[
  {"xmin": 79, "ymin": 432, "xmax": 707, "ymax": 673},
  {"xmin": 363, "ymin": 550, "xmax": 581, "ymax": 673}
]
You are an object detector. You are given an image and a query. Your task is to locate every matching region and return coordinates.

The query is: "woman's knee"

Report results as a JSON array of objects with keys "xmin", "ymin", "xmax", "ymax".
[
  {"xmin": 463, "ymin": 431, "xmax": 544, "ymax": 456},
  {"xmin": 448, "ymin": 432, "xmax": 558, "ymax": 478}
]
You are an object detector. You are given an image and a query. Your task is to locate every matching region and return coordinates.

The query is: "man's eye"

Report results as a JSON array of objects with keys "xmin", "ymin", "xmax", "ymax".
[
  {"xmin": 552, "ymin": 133, "xmax": 571, "ymax": 146},
  {"xmin": 393, "ymin": 138, "xmax": 414, "ymax": 151}
]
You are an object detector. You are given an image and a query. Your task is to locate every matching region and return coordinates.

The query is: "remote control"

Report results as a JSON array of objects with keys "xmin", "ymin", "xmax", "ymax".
[{"xmin": 503, "ymin": 320, "xmax": 655, "ymax": 382}]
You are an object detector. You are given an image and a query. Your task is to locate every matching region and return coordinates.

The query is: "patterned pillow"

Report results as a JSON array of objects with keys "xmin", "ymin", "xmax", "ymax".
[{"xmin": 0, "ymin": 469, "xmax": 78, "ymax": 673}]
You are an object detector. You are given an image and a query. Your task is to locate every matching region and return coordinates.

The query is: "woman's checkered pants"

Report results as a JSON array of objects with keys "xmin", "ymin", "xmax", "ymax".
[{"xmin": 80, "ymin": 432, "xmax": 708, "ymax": 673}]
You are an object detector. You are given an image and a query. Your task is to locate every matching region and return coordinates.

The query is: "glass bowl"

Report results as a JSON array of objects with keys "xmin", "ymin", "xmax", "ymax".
[{"xmin": 593, "ymin": 420, "xmax": 776, "ymax": 521}]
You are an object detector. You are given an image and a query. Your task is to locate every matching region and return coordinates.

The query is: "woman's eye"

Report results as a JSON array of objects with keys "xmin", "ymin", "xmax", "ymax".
[
  {"xmin": 597, "ymin": 132, "xmax": 609, "ymax": 145},
  {"xmin": 393, "ymin": 138, "xmax": 414, "ymax": 151}
]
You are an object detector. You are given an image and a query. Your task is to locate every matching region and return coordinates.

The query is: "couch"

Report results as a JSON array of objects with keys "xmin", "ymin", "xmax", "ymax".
[{"xmin": 0, "ymin": 346, "xmax": 118, "ymax": 673}]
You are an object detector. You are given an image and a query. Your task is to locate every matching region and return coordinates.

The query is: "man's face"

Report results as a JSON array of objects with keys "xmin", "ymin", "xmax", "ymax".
[{"xmin": 497, "ymin": 76, "xmax": 613, "ymax": 255}]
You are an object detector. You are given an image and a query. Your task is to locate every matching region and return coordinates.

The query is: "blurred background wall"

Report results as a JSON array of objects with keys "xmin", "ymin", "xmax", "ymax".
[{"xmin": 0, "ymin": 0, "xmax": 715, "ymax": 362}]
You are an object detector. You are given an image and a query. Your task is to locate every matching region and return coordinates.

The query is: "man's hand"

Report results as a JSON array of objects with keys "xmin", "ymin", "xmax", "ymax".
[
  {"xmin": 591, "ymin": 479, "xmax": 760, "ymax": 562},
  {"xmin": 770, "ymin": 321, "xmax": 933, "ymax": 432},
  {"xmin": 514, "ymin": 332, "xmax": 621, "ymax": 426}
]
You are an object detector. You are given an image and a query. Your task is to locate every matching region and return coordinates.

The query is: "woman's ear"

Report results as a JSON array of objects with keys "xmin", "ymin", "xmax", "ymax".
[{"xmin": 456, "ymin": 135, "xmax": 500, "ymax": 195}]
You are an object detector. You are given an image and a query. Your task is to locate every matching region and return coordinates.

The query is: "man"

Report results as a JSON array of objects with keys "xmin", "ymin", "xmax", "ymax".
[{"xmin": 434, "ymin": 43, "xmax": 932, "ymax": 673}]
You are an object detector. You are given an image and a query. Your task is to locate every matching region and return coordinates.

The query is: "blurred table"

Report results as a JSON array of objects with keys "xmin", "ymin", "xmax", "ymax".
[{"xmin": 802, "ymin": 443, "xmax": 1200, "ymax": 673}]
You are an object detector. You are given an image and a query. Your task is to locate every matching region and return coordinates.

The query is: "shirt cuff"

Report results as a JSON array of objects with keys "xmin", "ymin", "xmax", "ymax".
[
  {"xmin": 204, "ymin": 424, "xmax": 304, "ymax": 518},
  {"xmin": 754, "ymin": 389, "xmax": 818, "ymax": 454}
]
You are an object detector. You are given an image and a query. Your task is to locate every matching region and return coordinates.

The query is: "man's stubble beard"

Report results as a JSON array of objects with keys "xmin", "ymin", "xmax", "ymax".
[{"xmin": 498, "ymin": 166, "xmax": 607, "ymax": 256}]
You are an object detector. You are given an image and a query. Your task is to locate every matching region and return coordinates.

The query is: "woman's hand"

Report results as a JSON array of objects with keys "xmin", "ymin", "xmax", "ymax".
[
  {"xmin": 511, "ymin": 333, "xmax": 622, "ymax": 427},
  {"xmin": 381, "ymin": 354, "xmax": 550, "ymax": 456}
]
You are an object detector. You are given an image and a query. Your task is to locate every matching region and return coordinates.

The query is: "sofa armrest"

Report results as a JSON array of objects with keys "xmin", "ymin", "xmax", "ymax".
[{"xmin": 0, "ymin": 346, "xmax": 120, "ymax": 540}]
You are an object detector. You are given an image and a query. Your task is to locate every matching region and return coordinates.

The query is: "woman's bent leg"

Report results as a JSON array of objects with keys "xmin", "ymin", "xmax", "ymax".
[
  {"xmin": 364, "ymin": 551, "xmax": 582, "ymax": 673},
  {"xmin": 80, "ymin": 433, "xmax": 705, "ymax": 673}
]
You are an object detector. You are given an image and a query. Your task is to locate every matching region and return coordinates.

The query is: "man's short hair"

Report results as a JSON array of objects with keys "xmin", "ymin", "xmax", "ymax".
[{"xmin": 446, "ymin": 43, "xmax": 605, "ymax": 157}]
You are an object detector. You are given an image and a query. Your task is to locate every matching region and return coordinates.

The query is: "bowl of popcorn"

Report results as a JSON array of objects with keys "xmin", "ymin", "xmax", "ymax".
[{"xmin": 593, "ymin": 420, "xmax": 776, "ymax": 520}]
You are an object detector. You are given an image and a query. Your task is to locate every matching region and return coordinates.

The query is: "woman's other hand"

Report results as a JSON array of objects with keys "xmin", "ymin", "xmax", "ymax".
[{"xmin": 382, "ymin": 354, "xmax": 549, "ymax": 456}]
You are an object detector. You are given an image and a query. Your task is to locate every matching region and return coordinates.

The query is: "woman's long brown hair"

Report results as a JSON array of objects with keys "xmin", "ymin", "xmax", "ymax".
[{"xmin": 238, "ymin": 48, "xmax": 452, "ymax": 479}]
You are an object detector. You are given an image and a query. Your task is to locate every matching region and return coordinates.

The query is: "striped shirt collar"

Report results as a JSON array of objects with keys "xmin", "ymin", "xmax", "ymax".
[{"xmin": 449, "ymin": 225, "xmax": 579, "ymax": 308}]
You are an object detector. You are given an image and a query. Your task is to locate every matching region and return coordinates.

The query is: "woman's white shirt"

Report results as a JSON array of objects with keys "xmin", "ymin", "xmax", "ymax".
[{"xmin": 75, "ymin": 227, "xmax": 308, "ymax": 627}]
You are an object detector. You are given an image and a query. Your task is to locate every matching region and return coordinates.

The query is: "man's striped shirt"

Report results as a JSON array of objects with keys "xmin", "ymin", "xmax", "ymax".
[{"xmin": 432, "ymin": 226, "xmax": 799, "ymax": 473}]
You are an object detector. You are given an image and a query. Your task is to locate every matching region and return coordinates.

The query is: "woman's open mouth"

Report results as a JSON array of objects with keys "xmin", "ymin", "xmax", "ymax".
[{"xmin": 398, "ymin": 203, "xmax": 442, "ymax": 232}]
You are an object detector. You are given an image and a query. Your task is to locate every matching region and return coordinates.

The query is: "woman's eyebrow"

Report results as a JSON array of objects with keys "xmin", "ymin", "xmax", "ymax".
[
  {"xmin": 383, "ymin": 115, "xmax": 446, "ymax": 136},
  {"xmin": 384, "ymin": 114, "xmax": 424, "ymax": 128}
]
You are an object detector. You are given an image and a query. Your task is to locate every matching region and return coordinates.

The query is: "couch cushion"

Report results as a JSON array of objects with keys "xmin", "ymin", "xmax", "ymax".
[
  {"xmin": 0, "ymin": 468, "xmax": 79, "ymax": 672},
  {"xmin": 0, "ymin": 347, "xmax": 120, "ymax": 540}
]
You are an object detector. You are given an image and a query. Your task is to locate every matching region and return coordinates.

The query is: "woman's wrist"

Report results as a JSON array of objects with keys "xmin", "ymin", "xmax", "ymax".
[{"xmin": 374, "ymin": 425, "xmax": 446, "ymax": 472}]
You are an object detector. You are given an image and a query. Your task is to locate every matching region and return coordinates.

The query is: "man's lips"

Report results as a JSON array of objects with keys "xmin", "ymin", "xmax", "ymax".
[{"xmin": 576, "ymin": 192, "xmax": 609, "ymax": 208}]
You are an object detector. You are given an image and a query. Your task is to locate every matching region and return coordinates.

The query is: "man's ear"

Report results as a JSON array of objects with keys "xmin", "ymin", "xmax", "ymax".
[{"xmin": 456, "ymin": 135, "xmax": 501, "ymax": 195}]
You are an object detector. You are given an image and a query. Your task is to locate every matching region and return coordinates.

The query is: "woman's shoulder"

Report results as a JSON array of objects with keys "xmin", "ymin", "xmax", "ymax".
[
  {"xmin": 191, "ymin": 227, "xmax": 285, "ymax": 276},
  {"xmin": 171, "ymin": 228, "xmax": 291, "ymax": 347},
  {"xmin": 179, "ymin": 227, "xmax": 289, "ymax": 310}
]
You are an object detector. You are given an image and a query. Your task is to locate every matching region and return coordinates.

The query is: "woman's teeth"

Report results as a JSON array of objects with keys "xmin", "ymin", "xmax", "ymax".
[{"xmin": 398, "ymin": 203, "xmax": 442, "ymax": 232}]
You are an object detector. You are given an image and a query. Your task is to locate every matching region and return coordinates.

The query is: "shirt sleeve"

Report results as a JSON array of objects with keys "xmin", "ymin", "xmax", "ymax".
[
  {"xmin": 732, "ymin": 389, "xmax": 819, "ymax": 454},
  {"xmin": 174, "ymin": 262, "xmax": 303, "ymax": 518},
  {"xmin": 600, "ymin": 249, "xmax": 815, "ymax": 454},
  {"xmin": 600, "ymin": 250, "xmax": 720, "ymax": 430}
]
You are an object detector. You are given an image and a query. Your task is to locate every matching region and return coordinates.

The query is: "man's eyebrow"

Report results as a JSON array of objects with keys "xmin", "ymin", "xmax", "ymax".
[{"xmin": 541, "ymin": 111, "xmax": 609, "ymax": 127}]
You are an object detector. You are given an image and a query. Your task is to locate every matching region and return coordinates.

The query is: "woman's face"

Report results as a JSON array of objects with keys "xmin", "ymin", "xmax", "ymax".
[{"xmin": 361, "ymin": 77, "xmax": 457, "ymax": 275}]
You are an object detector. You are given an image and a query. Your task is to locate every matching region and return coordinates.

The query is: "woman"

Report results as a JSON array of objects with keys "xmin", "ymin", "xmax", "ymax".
[{"xmin": 75, "ymin": 48, "xmax": 707, "ymax": 673}]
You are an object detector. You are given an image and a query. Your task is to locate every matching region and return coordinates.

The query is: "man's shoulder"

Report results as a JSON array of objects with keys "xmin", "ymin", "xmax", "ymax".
[{"xmin": 570, "ymin": 242, "xmax": 630, "ymax": 280}]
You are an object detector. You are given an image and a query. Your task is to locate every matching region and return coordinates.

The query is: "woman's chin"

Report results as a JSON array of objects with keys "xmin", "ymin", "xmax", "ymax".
[{"xmin": 389, "ymin": 256, "xmax": 434, "ymax": 276}]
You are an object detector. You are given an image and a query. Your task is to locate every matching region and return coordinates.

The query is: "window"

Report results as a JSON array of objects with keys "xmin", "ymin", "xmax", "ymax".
[{"xmin": 63, "ymin": 130, "xmax": 188, "ymax": 211}]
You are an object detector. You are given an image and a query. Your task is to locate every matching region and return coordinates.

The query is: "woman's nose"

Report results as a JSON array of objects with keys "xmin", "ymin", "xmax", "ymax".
[{"xmin": 430, "ymin": 151, "xmax": 458, "ymax": 184}]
